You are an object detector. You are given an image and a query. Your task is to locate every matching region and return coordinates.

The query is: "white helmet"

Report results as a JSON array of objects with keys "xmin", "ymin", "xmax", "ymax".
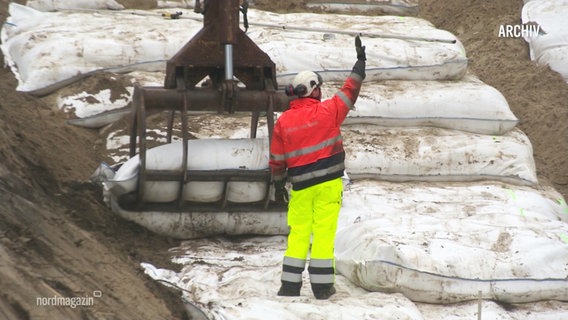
[{"xmin": 289, "ymin": 71, "xmax": 323, "ymax": 97}]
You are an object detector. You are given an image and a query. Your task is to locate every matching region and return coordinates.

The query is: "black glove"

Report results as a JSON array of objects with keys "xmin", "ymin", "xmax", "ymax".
[
  {"xmin": 351, "ymin": 36, "xmax": 366, "ymax": 80},
  {"xmin": 351, "ymin": 60, "xmax": 366, "ymax": 80},
  {"xmin": 355, "ymin": 35, "xmax": 366, "ymax": 61},
  {"xmin": 274, "ymin": 180, "xmax": 289, "ymax": 203}
]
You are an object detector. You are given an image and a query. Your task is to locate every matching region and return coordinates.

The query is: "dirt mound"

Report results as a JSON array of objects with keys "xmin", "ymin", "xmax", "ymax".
[
  {"xmin": 420, "ymin": 0, "xmax": 568, "ymax": 195},
  {"xmin": 0, "ymin": 1, "xmax": 188, "ymax": 318},
  {"xmin": 0, "ymin": 0, "xmax": 567, "ymax": 319}
]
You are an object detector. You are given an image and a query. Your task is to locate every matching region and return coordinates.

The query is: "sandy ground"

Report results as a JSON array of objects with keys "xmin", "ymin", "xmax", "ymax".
[{"xmin": 0, "ymin": 0, "xmax": 567, "ymax": 319}]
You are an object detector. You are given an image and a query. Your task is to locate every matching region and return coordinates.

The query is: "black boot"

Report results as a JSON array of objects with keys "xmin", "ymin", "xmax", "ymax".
[
  {"xmin": 312, "ymin": 283, "xmax": 336, "ymax": 300},
  {"xmin": 277, "ymin": 281, "xmax": 302, "ymax": 297}
]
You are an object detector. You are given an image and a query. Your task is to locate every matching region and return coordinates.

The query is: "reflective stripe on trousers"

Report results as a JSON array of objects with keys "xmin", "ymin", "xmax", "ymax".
[{"xmin": 281, "ymin": 177, "xmax": 343, "ymax": 286}]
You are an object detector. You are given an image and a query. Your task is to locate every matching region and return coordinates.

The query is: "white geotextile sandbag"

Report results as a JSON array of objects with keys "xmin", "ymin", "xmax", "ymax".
[
  {"xmin": 521, "ymin": 0, "xmax": 568, "ymax": 82},
  {"xmin": 335, "ymin": 218, "xmax": 568, "ymax": 303},
  {"xmin": 257, "ymin": 11, "xmax": 466, "ymax": 83},
  {"xmin": 305, "ymin": 0, "xmax": 419, "ymax": 16},
  {"xmin": 67, "ymin": 69, "xmax": 517, "ymax": 134},
  {"xmin": 26, "ymin": 0, "xmax": 124, "ymax": 11},
  {"xmin": 1, "ymin": 4, "xmax": 466, "ymax": 94},
  {"xmin": 335, "ymin": 180, "xmax": 568, "ymax": 303},
  {"xmin": 0, "ymin": 4, "xmax": 185, "ymax": 94},
  {"xmin": 157, "ymin": 1, "xmax": 193, "ymax": 8},
  {"xmin": 109, "ymin": 203, "xmax": 289, "ymax": 239},
  {"xmin": 343, "ymin": 126, "xmax": 537, "ymax": 185},
  {"xmin": 417, "ymin": 300, "xmax": 568, "ymax": 320},
  {"xmin": 144, "ymin": 236, "xmax": 426, "ymax": 320},
  {"xmin": 104, "ymin": 138, "xmax": 270, "ymax": 203},
  {"xmin": 143, "ymin": 236, "xmax": 568, "ymax": 319},
  {"xmin": 338, "ymin": 180, "xmax": 568, "ymax": 228},
  {"xmin": 158, "ymin": 0, "xmax": 420, "ymax": 16},
  {"xmin": 330, "ymin": 74, "xmax": 519, "ymax": 135}
]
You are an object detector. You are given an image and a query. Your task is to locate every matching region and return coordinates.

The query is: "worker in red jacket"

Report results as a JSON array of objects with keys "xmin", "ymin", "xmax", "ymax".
[{"xmin": 270, "ymin": 36, "xmax": 366, "ymax": 300}]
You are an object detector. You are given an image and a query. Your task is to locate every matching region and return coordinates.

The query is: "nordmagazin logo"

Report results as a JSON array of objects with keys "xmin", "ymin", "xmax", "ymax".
[
  {"xmin": 498, "ymin": 24, "xmax": 543, "ymax": 38},
  {"xmin": 36, "ymin": 291, "xmax": 101, "ymax": 308}
]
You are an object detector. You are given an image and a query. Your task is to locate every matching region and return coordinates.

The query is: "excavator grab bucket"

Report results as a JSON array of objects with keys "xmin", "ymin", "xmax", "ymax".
[{"xmin": 120, "ymin": 0, "xmax": 293, "ymax": 213}]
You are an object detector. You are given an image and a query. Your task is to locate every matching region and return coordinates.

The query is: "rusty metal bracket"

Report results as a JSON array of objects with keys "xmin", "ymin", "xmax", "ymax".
[{"xmin": 165, "ymin": 0, "xmax": 277, "ymax": 91}]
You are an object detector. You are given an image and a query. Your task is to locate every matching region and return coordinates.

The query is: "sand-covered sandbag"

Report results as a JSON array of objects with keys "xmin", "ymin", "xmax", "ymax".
[
  {"xmin": 106, "ymin": 125, "xmax": 538, "ymax": 200},
  {"xmin": 305, "ymin": 0, "xmax": 419, "ymax": 16},
  {"xmin": 336, "ymin": 216, "xmax": 568, "ymax": 303},
  {"xmin": 141, "ymin": 223, "xmax": 568, "ymax": 317},
  {"xmin": 66, "ymin": 70, "xmax": 517, "ymax": 134},
  {"xmin": 338, "ymin": 180, "xmax": 568, "ymax": 226},
  {"xmin": 343, "ymin": 126, "xmax": 537, "ymax": 185},
  {"xmin": 333, "ymin": 74, "xmax": 518, "ymax": 135},
  {"xmin": 26, "ymin": 0, "xmax": 124, "ymax": 11},
  {"xmin": 143, "ymin": 236, "xmax": 426, "ymax": 319},
  {"xmin": 158, "ymin": 0, "xmax": 420, "ymax": 16},
  {"xmin": 1, "ymin": 4, "xmax": 466, "ymax": 94},
  {"xmin": 521, "ymin": 0, "xmax": 568, "ymax": 82},
  {"xmin": 258, "ymin": 11, "xmax": 465, "ymax": 84},
  {"xmin": 108, "ymin": 204, "xmax": 289, "ymax": 239},
  {"xmin": 335, "ymin": 180, "xmax": 568, "ymax": 304},
  {"xmin": 157, "ymin": 0, "xmax": 193, "ymax": 8}
]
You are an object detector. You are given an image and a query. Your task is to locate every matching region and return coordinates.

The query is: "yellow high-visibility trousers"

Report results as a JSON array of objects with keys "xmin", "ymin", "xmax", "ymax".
[{"xmin": 281, "ymin": 177, "xmax": 343, "ymax": 286}]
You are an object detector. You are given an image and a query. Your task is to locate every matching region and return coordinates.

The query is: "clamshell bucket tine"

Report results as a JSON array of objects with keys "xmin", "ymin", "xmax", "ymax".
[
  {"xmin": 221, "ymin": 180, "xmax": 230, "ymax": 209},
  {"xmin": 251, "ymin": 111, "xmax": 259, "ymax": 139},
  {"xmin": 177, "ymin": 91, "xmax": 190, "ymax": 209},
  {"xmin": 135, "ymin": 86, "xmax": 147, "ymax": 211}
]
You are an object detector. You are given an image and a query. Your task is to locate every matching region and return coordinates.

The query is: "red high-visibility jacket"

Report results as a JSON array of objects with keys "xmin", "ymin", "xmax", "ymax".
[{"xmin": 270, "ymin": 73, "xmax": 363, "ymax": 190}]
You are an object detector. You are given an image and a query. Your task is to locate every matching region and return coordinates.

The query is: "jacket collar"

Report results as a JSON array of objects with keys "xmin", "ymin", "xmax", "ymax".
[{"xmin": 290, "ymin": 97, "xmax": 320, "ymax": 109}]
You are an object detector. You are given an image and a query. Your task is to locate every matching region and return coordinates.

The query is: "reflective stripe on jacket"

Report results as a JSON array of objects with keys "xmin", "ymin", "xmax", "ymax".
[{"xmin": 270, "ymin": 72, "xmax": 363, "ymax": 190}]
